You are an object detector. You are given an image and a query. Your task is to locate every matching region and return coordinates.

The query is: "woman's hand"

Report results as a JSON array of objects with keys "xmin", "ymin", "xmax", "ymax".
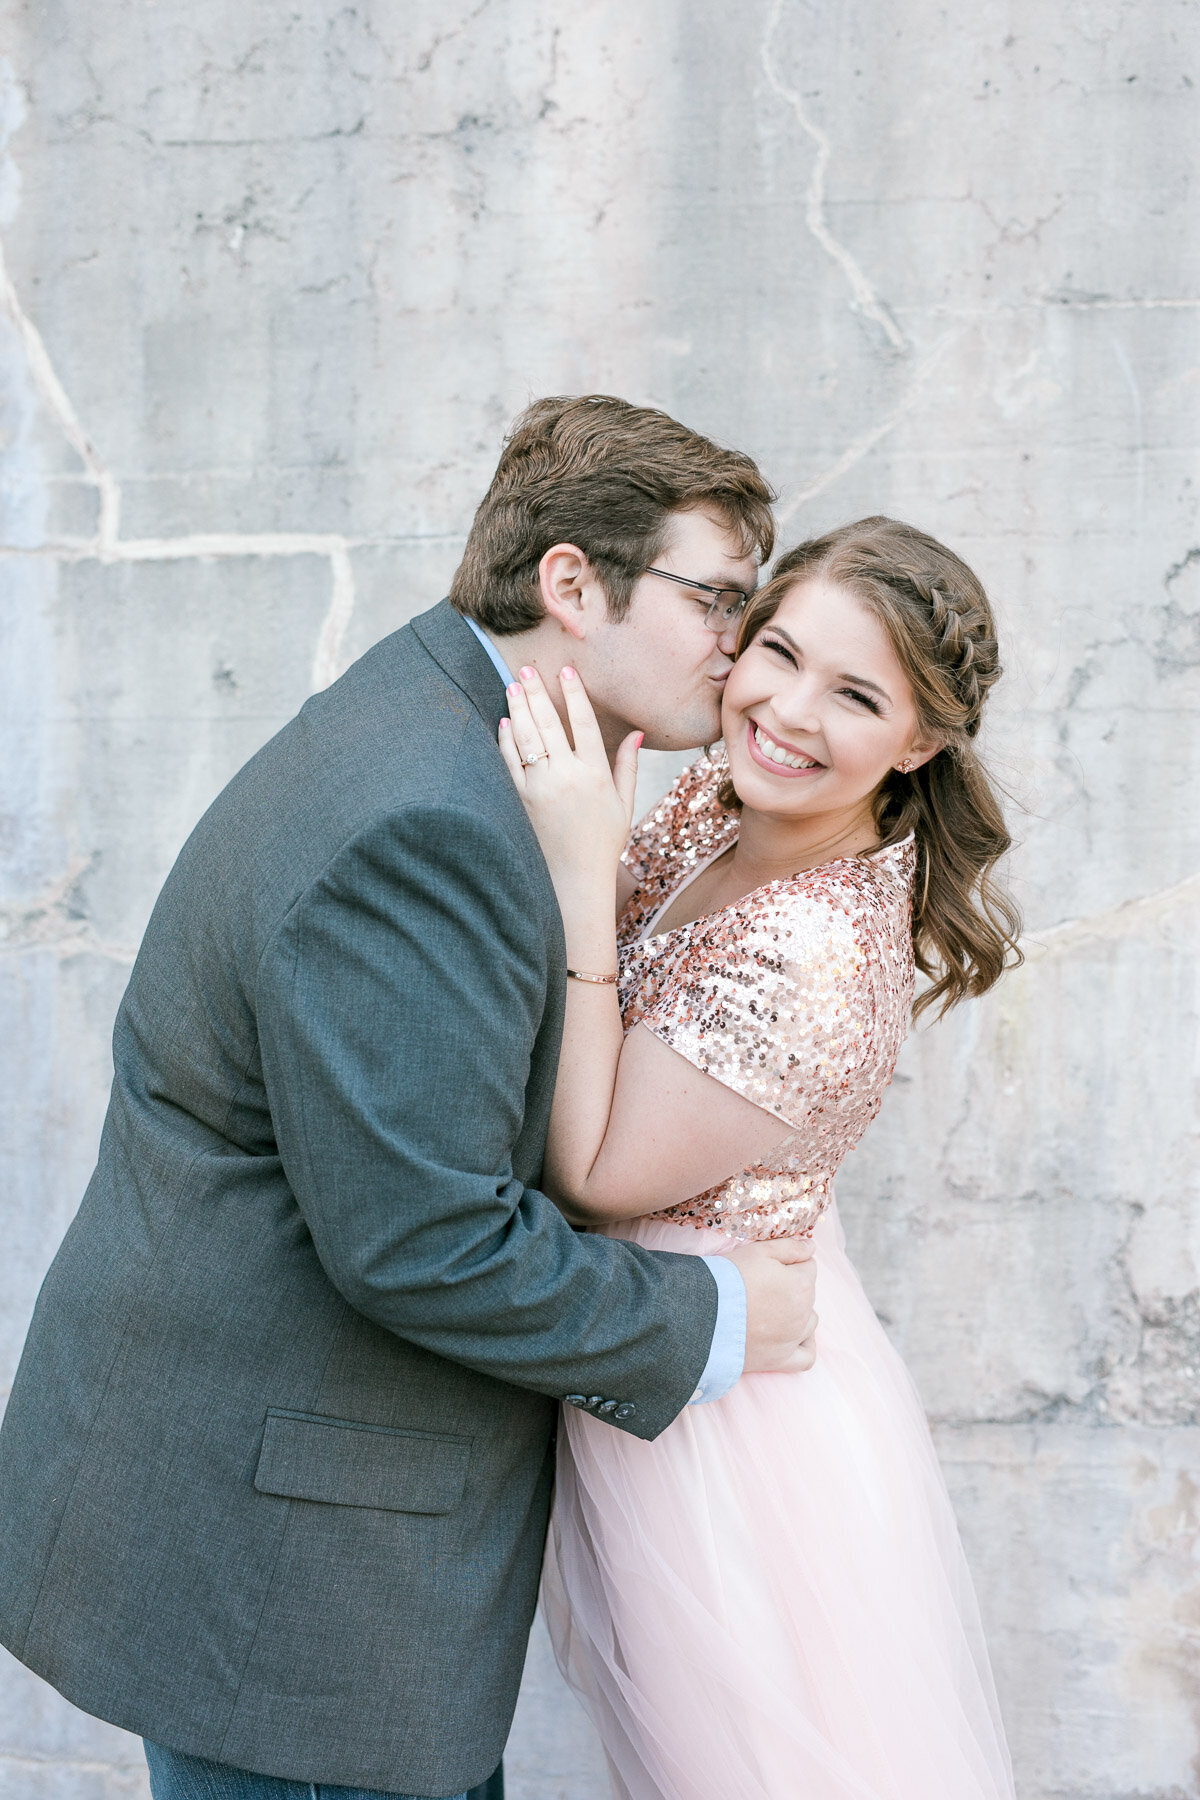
[
  {"xmin": 498, "ymin": 665, "xmax": 642, "ymax": 904},
  {"xmin": 499, "ymin": 665, "xmax": 640, "ymax": 1212}
]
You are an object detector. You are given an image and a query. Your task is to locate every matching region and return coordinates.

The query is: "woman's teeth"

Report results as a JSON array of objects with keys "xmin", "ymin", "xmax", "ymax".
[{"xmin": 753, "ymin": 725, "xmax": 819, "ymax": 770}]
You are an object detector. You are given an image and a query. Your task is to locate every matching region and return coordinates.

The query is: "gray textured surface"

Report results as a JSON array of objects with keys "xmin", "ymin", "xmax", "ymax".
[{"xmin": 0, "ymin": 2, "xmax": 1196, "ymax": 1796}]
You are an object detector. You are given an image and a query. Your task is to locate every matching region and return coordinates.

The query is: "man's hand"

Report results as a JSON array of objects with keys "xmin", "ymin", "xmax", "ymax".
[{"xmin": 730, "ymin": 1238, "xmax": 818, "ymax": 1375}]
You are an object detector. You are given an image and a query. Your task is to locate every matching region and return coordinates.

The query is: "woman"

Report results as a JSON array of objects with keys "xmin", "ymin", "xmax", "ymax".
[{"xmin": 498, "ymin": 516, "xmax": 1021, "ymax": 1800}]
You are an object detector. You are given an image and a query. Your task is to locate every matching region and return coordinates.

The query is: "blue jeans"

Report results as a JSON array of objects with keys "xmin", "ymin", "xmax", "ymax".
[{"xmin": 145, "ymin": 1740, "xmax": 504, "ymax": 1800}]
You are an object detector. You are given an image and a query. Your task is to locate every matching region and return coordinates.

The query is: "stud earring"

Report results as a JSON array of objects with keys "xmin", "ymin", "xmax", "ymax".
[{"xmin": 897, "ymin": 759, "xmax": 915, "ymax": 774}]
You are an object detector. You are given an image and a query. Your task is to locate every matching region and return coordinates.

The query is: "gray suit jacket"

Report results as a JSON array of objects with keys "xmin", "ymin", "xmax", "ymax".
[{"xmin": 0, "ymin": 600, "xmax": 718, "ymax": 1795}]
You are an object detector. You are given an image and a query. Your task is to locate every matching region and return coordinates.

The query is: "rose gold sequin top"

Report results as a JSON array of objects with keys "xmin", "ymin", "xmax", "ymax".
[{"xmin": 617, "ymin": 754, "xmax": 917, "ymax": 1240}]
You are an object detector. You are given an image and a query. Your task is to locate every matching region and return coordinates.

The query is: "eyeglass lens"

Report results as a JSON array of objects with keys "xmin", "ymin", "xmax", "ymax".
[
  {"xmin": 643, "ymin": 568, "xmax": 747, "ymax": 631},
  {"xmin": 705, "ymin": 595, "xmax": 747, "ymax": 629}
]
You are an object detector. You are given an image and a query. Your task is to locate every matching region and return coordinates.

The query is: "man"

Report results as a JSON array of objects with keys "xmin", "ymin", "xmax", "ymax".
[{"xmin": 0, "ymin": 396, "xmax": 817, "ymax": 1800}]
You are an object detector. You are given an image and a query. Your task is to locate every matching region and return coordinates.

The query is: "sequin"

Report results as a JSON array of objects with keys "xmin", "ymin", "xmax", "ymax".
[{"xmin": 618, "ymin": 754, "xmax": 916, "ymax": 1241}]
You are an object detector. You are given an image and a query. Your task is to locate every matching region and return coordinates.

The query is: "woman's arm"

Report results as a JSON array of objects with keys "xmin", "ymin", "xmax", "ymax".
[
  {"xmin": 546, "ymin": 1018, "xmax": 792, "ymax": 1224},
  {"xmin": 499, "ymin": 669, "xmax": 792, "ymax": 1225}
]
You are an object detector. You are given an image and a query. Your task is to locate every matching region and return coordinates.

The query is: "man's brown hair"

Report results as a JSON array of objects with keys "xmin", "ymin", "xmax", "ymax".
[{"xmin": 449, "ymin": 395, "xmax": 776, "ymax": 633}]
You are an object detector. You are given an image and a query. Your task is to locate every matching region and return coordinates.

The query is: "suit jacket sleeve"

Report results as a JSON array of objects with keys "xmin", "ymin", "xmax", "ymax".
[{"xmin": 256, "ymin": 801, "xmax": 718, "ymax": 1440}]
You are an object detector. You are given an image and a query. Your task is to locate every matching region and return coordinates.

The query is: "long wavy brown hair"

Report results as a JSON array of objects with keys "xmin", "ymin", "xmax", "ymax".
[{"xmin": 719, "ymin": 516, "xmax": 1022, "ymax": 1019}]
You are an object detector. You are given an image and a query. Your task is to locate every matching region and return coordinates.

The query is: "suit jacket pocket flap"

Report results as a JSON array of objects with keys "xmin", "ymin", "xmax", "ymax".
[{"xmin": 255, "ymin": 1410, "xmax": 470, "ymax": 1514}]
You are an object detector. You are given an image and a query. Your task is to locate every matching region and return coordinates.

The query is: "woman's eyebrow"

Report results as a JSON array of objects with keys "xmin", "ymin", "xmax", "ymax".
[{"xmin": 763, "ymin": 625, "xmax": 893, "ymax": 703}]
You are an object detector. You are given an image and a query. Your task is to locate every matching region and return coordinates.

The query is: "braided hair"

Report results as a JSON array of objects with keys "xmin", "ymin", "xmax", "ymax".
[{"xmin": 719, "ymin": 516, "xmax": 1022, "ymax": 1018}]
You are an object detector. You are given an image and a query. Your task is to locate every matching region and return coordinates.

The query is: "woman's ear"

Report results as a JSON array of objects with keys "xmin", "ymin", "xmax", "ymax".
[
  {"xmin": 895, "ymin": 737, "xmax": 944, "ymax": 775},
  {"xmin": 538, "ymin": 543, "xmax": 610, "ymax": 642}
]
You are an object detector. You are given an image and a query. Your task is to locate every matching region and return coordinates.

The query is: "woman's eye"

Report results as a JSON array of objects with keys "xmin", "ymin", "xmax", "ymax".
[
  {"xmin": 760, "ymin": 636, "xmax": 796, "ymax": 665},
  {"xmin": 843, "ymin": 687, "xmax": 883, "ymax": 714}
]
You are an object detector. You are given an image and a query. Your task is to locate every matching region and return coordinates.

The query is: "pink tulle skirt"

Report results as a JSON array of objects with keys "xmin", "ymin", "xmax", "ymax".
[{"xmin": 541, "ymin": 1204, "xmax": 1016, "ymax": 1800}]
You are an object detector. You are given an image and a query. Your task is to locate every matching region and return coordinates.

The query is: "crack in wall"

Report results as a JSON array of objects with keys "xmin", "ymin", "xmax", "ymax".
[
  {"xmin": 911, "ymin": 297, "xmax": 1200, "ymax": 325},
  {"xmin": 1024, "ymin": 868, "xmax": 1199, "ymax": 958},
  {"xmin": 1047, "ymin": 291, "xmax": 1200, "ymax": 311},
  {"xmin": 6, "ymin": 841, "xmax": 1193, "ymax": 972},
  {"xmin": 0, "ymin": 858, "xmax": 137, "ymax": 965},
  {"xmin": 0, "ymin": 235, "xmax": 356, "ymax": 693},
  {"xmin": 776, "ymin": 330, "xmax": 961, "ymax": 524},
  {"xmin": 1110, "ymin": 333, "xmax": 1146, "ymax": 533},
  {"xmin": 312, "ymin": 540, "xmax": 356, "ymax": 691},
  {"xmin": 0, "ymin": 1753, "xmax": 148, "ymax": 1773},
  {"xmin": 760, "ymin": 0, "xmax": 905, "ymax": 352},
  {"xmin": 0, "ymin": 238, "xmax": 120, "ymax": 548}
]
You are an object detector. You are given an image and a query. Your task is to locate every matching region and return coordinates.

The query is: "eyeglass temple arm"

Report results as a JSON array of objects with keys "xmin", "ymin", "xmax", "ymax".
[{"xmin": 644, "ymin": 567, "xmax": 745, "ymax": 602}]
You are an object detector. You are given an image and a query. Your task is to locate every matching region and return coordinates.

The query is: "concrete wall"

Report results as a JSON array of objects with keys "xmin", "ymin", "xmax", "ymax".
[{"xmin": 1, "ymin": 2, "xmax": 1197, "ymax": 1794}]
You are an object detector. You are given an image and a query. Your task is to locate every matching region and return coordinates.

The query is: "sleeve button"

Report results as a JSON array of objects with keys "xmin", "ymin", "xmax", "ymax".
[
  {"xmin": 597, "ymin": 1399, "xmax": 618, "ymax": 1414},
  {"xmin": 564, "ymin": 1395, "xmax": 587, "ymax": 1408},
  {"xmin": 614, "ymin": 1403, "xmax": 637, "ymax": 1420},
  {"xmin": 586, "ymin": 1396, "xmax": 604, "ymax": 1410}
]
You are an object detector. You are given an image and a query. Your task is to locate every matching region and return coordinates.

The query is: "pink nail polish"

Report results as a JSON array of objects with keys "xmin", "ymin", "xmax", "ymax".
[
  {"xmin": 519, "ymin": 666, "xmax": 535, "ymax": 681},
  {"xmin": 499, "ymin": 718, "xmax": 510, "ymax": 730},
  {"xmin": 507, "ymin": 683, "xmax": 520, "ymax": 697},
  {"xmin": 562, "ymin": 667, "xmax": 576, "ymax": 680}
]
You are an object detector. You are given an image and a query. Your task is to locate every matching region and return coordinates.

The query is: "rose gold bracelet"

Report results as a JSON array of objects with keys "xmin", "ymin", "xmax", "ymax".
[{"xmin": 566, "ymin": 968, "xmax": 619, "ymax": 985}]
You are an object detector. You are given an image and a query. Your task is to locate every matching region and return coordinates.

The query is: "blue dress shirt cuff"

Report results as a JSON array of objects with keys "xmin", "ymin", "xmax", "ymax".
[{"xmin": 689, "ymin": 1256, "xmax": 747, "ymax": 1403}]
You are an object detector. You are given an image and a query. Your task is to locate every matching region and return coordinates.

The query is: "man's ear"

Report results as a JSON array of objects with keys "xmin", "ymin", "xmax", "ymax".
[{"xmin": 538, "ymin": 543, "xmax": 607, "ymax": 642}]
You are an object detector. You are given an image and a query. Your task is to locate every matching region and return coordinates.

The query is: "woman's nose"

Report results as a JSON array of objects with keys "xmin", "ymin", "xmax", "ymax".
[{"xmin": 772, "ymin": 687, "xmax": 822, "ymax": 736}]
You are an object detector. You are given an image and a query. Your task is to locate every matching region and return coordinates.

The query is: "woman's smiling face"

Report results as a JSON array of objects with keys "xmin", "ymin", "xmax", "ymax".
[{"xmin": 720, "ymin": 574, "xmax": 937, "ymax": 833}]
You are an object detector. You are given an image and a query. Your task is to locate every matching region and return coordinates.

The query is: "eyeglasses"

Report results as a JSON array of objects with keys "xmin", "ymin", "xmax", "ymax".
[{"xmin": 643, "ymin": 567, "xmax": 751, "ymax": 632}]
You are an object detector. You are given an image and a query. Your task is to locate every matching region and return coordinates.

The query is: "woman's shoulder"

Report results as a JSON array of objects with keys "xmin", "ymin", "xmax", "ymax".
[
  {"xmin": 727, "ymin": 836, "xmax": 916, "ymax": 976},
  {"xmin": 747, "ymin": 833, "xmax": 914, "ymax": 917},
  {"xmin": 791, "ymin": 835, "xmax": 915, "ymax": 916},
  {"xmin": 625, "ymin": 835, "xmax": 916, "ymax": 1127}
]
